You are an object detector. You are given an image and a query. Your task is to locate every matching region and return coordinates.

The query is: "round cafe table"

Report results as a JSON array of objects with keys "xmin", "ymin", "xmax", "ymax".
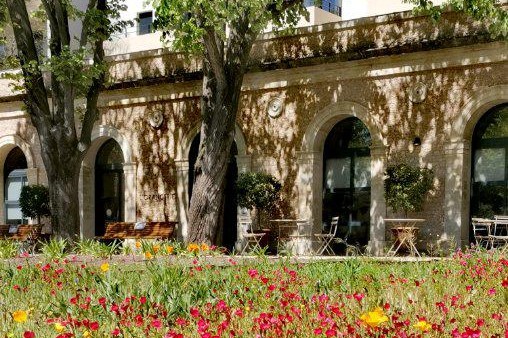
[{"xmin": 384, "ymin": 219, "xmax": 425, "ymax": 257}]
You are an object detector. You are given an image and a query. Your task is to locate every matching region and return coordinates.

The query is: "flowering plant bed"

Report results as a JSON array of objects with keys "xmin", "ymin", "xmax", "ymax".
[{"xmin": 1, "ymin": 249, "xmax": 507, "ymax": 337}]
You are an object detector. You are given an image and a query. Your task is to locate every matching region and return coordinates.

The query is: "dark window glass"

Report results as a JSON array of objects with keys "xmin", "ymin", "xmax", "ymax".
[
  {"xmin": 138, "ymin": 11, "xmax": 153, "ymax": 35},
  {"xmin": 3, "ymin": 147, "xmax": 28, "ymax": 225},
  {"xmin": 471, "ymin": 104, "xmax": 508, "ymax": 219},
  {"xmin": 322, "ymin": 117, "xmax": 371, "ymax": 247}
]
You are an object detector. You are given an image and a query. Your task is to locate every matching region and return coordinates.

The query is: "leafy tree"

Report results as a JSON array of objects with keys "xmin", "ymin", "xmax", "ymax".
[
  {"xmin": 404, "ymin": 0, "xmax": 508, "ymax": 37},
  {"xmin": 154, "ymin": 0, "xmax": 306, "ymax": 244},
  {"xmin": 154, "ymin": 0, "xmax": 505, "ymax": 244},
  {"xmin": 2, "ymin": 0, "xmax": 128, "ymax": 238},
  {"xmin": 19, "ymin": 185, "xmax": 50, "ymax": 224},
  {"xmin": 384, "ymin": 163, "xmax": 434, "ymax": 217},
  {"xmin": 236, "ymin": 172, "xmax": 282, "ymax": 223}
]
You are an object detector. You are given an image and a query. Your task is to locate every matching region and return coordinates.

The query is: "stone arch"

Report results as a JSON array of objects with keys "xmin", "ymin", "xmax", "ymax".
[
  {"xmin": 451, "ymin": 85, "xmax": 508, "ymax": 143},
  {"xmin": 0, "ymin": 135, "xmax": 38, "ymax": 224},
  {"xmin": 174, "ymin": 123, "xmax": 250, "ymax": 243},
  {"xmin": 301, "ymin": 101, "xmax": 385, "ymax": 153},
  {"xmin": 177, "ymin": 123, "xmax": 248, "ymax": 161},
  {"xmin": 296, "ymin": 101, "xmax": 387, "ymax": 255},
  {"xmin": 79, "ymin": 125, "xmax": 136, "ymax": 238},
  {"xmin": 442, "ymin": 85, "xmax": 508, "ymax": 248}
]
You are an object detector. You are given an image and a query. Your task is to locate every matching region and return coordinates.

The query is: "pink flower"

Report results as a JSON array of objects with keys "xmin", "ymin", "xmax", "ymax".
[
  {"xmin": 152, "ymin": 319, "xmax": 162, "ymax": 329},
  {"xmin": 23, "ymin": 331, "xmax": 35, "ymax": 338}
]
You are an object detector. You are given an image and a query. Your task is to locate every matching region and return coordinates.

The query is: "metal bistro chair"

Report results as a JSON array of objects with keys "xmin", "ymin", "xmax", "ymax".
[
  {"xmin": 471, "ymin": 218, "xmax": 493, "ymax": 249},
  {"xmin": 490, "ymin": 215, "xmax": 508, "ymax": 252},
  {"xmin": 239, "ymin": 218, "xmax": 265, "ymax": 255},
  {"xmin": 314, "ymin": 216, "xmax": 339, "ymax": 255}
]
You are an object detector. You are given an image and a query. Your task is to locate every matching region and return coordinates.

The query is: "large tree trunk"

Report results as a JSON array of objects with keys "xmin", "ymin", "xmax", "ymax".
[
  {"xmin": 187, "ymin": 64, "xmax": 242, "ymax": 244},
  {"xmin": 46, "ymin": 162, "xmax": 82, "ymax": 239}
]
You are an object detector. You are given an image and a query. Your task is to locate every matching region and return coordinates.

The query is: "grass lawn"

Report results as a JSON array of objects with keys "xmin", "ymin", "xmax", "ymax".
[{"xmin": 0, "ymin": 244, "xmax": 506, "ymax": 337}]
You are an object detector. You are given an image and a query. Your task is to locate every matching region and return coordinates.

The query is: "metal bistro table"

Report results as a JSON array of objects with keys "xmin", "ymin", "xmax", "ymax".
[
  {"xmin": 384, "ymin": 218, "xmax": 425, "ymax": 257},
  {"xmin": 269, "ymin": 219, "xmax": 309, "ymax": 254}
]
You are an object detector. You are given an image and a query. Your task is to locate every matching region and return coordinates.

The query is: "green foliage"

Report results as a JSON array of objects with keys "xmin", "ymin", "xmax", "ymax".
[
  {"xmin": 236, "ymin": 172, "xmax": 282, "ymax": 212},
  {"xmin": 40, "ymin": 237, "xmax": 68, "ymax": 260},
  {"xmin": 0, "ymin": 239, "xmax": 20, "ymax": 258},
  {"xmin": 153, "ymin": 0, "xmax": 307, "ymax": 54},
  {"xmin": 19, "ymin": 185, "xmax": 50, "ymax": 223},
  {"xmin": 384, "ymin": 162, "xmax": 434, "ymax": 215},
  {"xmin": 404, "ymin": 0, "xmax": 508, "ymax": 37},
  {"xmin": 74, "ymin": 239, "xmax": 121, "ymax": 258}
]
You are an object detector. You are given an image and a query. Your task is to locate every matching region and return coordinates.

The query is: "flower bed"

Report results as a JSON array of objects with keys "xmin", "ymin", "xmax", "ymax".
[{"xmin": 1, "ymin": 249, "xmax": 507, "ymax": 337}]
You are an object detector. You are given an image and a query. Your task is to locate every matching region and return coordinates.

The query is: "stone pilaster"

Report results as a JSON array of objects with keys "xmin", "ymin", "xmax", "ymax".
[
  {"xmin": 368, "ymin": 145, "xmax": 387, "ymax": 256},
  {"xmin": 123, "ymin": 163, "xmax": 137, "ymax": 223},
  {"xmin": 443, "ymin": 141, "xmax": 471, "ymax": 250},
  {"xmin": 175, "ymin": 159, "xmax": 190, "ymax": 241}
]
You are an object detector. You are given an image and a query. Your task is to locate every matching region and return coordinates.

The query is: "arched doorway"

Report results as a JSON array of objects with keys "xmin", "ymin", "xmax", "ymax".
[
  {"xmin": 3, "ymin": 147, "xmax": 28, "ymax": 225},
  {"xmin": 94, "ymin": 139, "xmax": 125, "ymax": 236},
  {"xmin": 470, "ymin": 104, "xmax": 508, "ymax": 224},
  {"xmin": 322, "ymin": 117, "xmax": 371, "ymax": 247},
  {"xmin": 188, "ymin": 134, "xmax": 238, "ymax": 250}
]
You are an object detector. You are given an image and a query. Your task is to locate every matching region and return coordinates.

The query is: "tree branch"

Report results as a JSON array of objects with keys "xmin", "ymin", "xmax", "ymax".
[
  {"xmin": 80, "ymin": 0, "xmax": 98, "ymax": 47},
  {"xmin": 202, "ymin": 27, "xmax": 226, "ymax": 85},
  {"xmin": 79, "ymin": 0, "xmax": 106, "ymax": 149},
  {"xmin": 5, "ymin": 0, "xmax": 51, "ymax": 118}
]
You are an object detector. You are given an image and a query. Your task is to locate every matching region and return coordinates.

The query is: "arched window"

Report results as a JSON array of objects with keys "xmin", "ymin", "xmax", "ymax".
[
  {"xmin": 95, "ymin": 139, "xmax": 124, "ymax": 236},
  {"xmin": 471, "ymin": 104, "xmax": 508, "ymax": 218},
  {"xmin": 323, "ymin": 117, "xmax": 371, "ymax": 246},
  {"xmin": 4, "ymin": 147, "xmax": 28, "ymax": 224}
]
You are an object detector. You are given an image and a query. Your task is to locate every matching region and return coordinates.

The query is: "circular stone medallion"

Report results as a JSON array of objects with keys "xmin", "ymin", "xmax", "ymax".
[
  {"xmin": 409, "ymin": 82, "xmax": 427, "ymax": 103},
  {"xmin": 148, "ymin": 110, "xmax": 164, "ymax": 129},
  {"xmin": 267, "ymin": 98, "xmax": 283, "ymax": 118}
]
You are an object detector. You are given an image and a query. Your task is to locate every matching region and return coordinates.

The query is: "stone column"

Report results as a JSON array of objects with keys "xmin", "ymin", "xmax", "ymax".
[
  {"xmin": 368, "ymin": 145, "xmax": 387, "ymax": 256},
  {"xmin": 175, "ymin": 159, "xmax": 190, "ymax": 241},
  {"xmin": 79, "ymin": 165, "xmax": 94, "ymax": 239},
  {"xmin": 26, "ymin": 168, "xmax": 39, "ymax": 185},
  {"xmin": 295, "ymin": 151, "xmax": 321, "ymax": 254},
  {"xmin": 234, "ymin": 155, "xmax": 252, "ymax": 251},
  {"xmin": 0, "ymin": 166, "xmax": 4, "ymax": 224},
  {"xmin": 443, "ymin": 141, "xmax": 471, "ymax": 250},
  {"xmin": 123, "ymin": 163, "xmax": 137, "ymax": 223}
]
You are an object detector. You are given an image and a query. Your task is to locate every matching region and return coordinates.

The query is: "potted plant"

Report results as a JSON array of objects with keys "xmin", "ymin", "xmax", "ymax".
[
  {"xmin": 19, "ymin": 185, "xmax": 51, "ymax": 225},
  {"xmin": 236, "ymin": 172, "xmax": 281, "ymax": 230},
  {"xmin": 384, "ymin": 162, "xmax": 434, "ymax": 217}
]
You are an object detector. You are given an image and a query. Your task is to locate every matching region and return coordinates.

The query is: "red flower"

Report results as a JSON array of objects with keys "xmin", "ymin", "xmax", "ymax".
[
  {"xmin": 151, "ymin": 319, "xmax": 162, "ymax": 329},
  {"xmin": 89, "ymin": 321, "xmax": 99, "ymax": 331},
  {"xmin": 111, "ymin": 328, "xmax": 121, "ymax": 336},
  {"xmin": 353, "ymin": 292, "xmax": 365, "ymax": 302},
  {"xmin": 23, "ymin": 331, "xmax": 35, "ymax": 338},
  {"xmin": 140, "ymin": 296, "xmax": 147, "ymax": 304}
]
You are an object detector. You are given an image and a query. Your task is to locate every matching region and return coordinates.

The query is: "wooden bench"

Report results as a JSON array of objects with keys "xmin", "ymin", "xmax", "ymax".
[
  {"xmin": 0, "ymin": 224, "xmax": 44, "ymax": 242},
  {"xmin": 99, "ymin": 221, "xmax": 178, "ymax": 240}
]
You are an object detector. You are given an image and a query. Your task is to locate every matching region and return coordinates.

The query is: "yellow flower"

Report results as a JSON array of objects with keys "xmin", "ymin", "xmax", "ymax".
[
  {"xmin": 200, "ymin": 243, "xmax": 209, "ymax": 251},
  {"xmin": 100, "ymin": 262, "xmax": 109, "ymax": 272},
  {"xmin": 54, "ymin": 322, "xmax": 66, "ymax": 332},
  {"xmin": 12, "ymin": 310, "xmax": 28, "ymax": 323},
  {"xmin": 360, "ymin": 307, "xmax": 389, "ymax": 328},
  {"xmin": 83, "ymin": 330, "xmax": 92, "ymax": 338},
  {"xmin": 145, "ymin": 251, "xmax": 153, "ymax": 260},
  {"xmin": 135, "ymin": 241, "xmax": 141, "ymax": 249},
  {"xmin": 153, "ymin": 245, "xmax": 160, "ymax": 254},
  {"xmin": 166, "ymin": 246, "xmax": 174, "ymax": 254},
  {"xmin": 187, "ymin": 243, "xmax": 200, "ymax": 253},
  {"xmin": 414, "ymin": 320, "xmax": 432, "ymax": 332}
]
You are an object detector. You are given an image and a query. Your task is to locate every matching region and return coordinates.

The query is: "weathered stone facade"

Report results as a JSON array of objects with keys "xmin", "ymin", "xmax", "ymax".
[{"xmin": 0, "ymin": 10, "xmax": 507, "ymax": 254}]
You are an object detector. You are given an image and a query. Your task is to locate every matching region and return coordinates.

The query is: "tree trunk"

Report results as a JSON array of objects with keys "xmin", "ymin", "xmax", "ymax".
[
  {"xmin": 47, "ymin": 166, "xmax": 81, "ymax": 239},
  {"xmin": 187, "ymin": 63, "xmax": 244, "ymax": 244},
  {"xmin": 37, "ymin": 133, "xmax": 83, "ymax": 239}
]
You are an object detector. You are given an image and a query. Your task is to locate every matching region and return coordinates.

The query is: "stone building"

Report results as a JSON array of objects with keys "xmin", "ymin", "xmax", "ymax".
[{"xmin": 0, "ymin": 4, "xmax": 506, "ymax": 254}]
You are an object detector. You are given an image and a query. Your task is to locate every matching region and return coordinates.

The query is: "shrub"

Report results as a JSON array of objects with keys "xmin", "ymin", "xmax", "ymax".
[
  {"xmin": 19, "ymin": 185, "xmax": 50, "ymax": 224},
  {"xmin": 236, "ymin": 172, "xmax": 281, "ymax": 212},
  {"xmin": 384, "ymin": 162, "xmax": 434, "ymax": 216}
]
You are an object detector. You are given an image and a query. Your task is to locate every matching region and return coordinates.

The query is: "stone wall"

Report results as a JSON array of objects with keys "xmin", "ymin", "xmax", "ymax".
[{"xmin": 0, "ymin": 9, "xmax": 506, "ymax": 253}]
